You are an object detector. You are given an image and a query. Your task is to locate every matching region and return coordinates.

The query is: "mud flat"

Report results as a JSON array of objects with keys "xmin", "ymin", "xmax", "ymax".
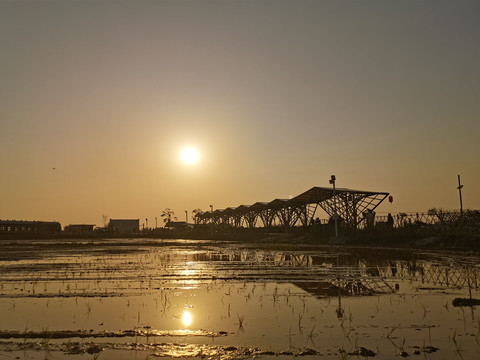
[{"xmin": 1, "ymin": 238, "xmax": 479, "ymax": 359}]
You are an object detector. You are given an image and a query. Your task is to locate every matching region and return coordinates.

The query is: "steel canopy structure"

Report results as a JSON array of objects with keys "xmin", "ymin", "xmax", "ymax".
[{"xmin": 196, "ymin": 186, "xmax": 389, "ymax": 231}]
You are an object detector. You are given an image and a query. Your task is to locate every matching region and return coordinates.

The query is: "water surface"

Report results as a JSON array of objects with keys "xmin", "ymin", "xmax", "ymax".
[{"xmin": 0, "ymin": 238, "xmax": 479, "ymax": 359}]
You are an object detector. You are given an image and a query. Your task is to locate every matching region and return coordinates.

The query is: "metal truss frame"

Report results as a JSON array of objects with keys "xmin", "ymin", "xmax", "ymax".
[
  {"xmin": 316, "ymin": 190, "xmax": 389, "ymax": 228},
  {"xmin": 195, "ymin": 186, "xmax": 389, "ymax": 231}
]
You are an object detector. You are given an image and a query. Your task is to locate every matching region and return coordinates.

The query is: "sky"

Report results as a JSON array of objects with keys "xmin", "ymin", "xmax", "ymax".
[{"xmin": 1, "ymin": 0, "xmax": 479, "ymax": 227}]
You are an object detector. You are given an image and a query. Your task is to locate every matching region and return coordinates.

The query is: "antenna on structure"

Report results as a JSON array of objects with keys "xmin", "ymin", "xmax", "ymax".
[{"xmin": 329, "ymin": 175, "xmax": 338, "ymax": 237}]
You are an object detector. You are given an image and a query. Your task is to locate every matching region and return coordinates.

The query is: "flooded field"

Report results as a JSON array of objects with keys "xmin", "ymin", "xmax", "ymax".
[{"xmin": 0, "ymin": 238, "xmax": 479, "ymax": 359}]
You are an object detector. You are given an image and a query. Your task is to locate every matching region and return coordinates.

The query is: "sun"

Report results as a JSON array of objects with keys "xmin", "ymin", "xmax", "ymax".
[
  {"xmin": 180, "ymin": 147, "xmax": 199, "ymax": 164},
  {"xmin": 182, "ymin": 310, "xmax": 192, "ymax": 327}
]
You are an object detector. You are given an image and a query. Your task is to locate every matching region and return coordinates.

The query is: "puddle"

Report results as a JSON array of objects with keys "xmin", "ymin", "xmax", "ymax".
[{"xmin": 1, "ymin": 238, "xmax": 480, "ymax": 359}]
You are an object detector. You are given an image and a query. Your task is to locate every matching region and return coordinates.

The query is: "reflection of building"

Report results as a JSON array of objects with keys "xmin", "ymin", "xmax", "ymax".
[
  {"xmin": 64, "ymin": 224, "xmax": 95, "ymax": 233},
  {"xmin": 0, "ymin": 220, "xmax": 61, "ymax": 233},
  {"xmin": 109, "ymin": 219, "xmax": 139, "ymax": 234}
]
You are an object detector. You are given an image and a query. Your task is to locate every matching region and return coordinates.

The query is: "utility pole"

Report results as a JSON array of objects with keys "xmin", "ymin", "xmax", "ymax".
[
  {"xmin": 210, "ymin": 205, "xmax": 214, "ymax": 237},
  {"xmin": 329, "ymin": 175, "xmax": 338, "ymax": 237},
  {"xmin": 185, "ymin": 210, "xmax": 188, "ymax": 223},
  {"xmin": 457, "ymin": 174, "xmax": 464, "ymax": 216}
]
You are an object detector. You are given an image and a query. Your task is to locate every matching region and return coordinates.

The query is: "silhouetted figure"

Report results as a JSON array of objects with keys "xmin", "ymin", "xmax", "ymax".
[{"xmin": 387, "ymin": 213, "xmax": 394, "ymax": 228}]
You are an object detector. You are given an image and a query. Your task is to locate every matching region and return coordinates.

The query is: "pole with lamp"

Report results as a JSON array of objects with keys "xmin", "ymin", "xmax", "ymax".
[{"xmin": 329, "ymin": 175, "xmax": 338, "ymax": 237}]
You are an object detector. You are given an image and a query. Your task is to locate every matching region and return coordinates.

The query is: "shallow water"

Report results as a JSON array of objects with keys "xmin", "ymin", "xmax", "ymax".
[{"xmin": 0, "ymin": 238, "xmax": 479, "ymax": 359}]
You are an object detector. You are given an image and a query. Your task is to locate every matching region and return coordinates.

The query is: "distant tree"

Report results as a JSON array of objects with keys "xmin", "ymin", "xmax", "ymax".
[
  {"xmin": 192, "ymin": 208, "xmax": 203, "ymax": 224},
  {"xmin": 161, "ymin": 208, "xmax": 175, "ymax": 225}
]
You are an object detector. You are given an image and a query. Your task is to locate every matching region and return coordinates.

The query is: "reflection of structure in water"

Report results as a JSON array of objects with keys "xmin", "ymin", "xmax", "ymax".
[
  {"xmin": 381, "ymin": 260, "xmax": 480, "ymax": 289},
  {"xmin": 295, "ymin": 282, "xmax": 360, "ymax": 297},
  {"xmin": 191, "ymin": 251, "xmax": 347, "ymax": 267},
  {"xmin": 294, "ymin": 272, "xmax": 394, "ymax": 298},
  {"xmin": 170, "ymin": 248, "xmax": 479, "ymax": 295}
]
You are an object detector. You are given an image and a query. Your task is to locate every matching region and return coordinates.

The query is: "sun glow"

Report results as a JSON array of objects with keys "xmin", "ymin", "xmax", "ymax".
[
  {"xmin": 180, "ymin": 147, "xmax": 199, "ymax": 164},
  {"xmin": 182, "ymin": 310, "xmax": 192, "ymax": 327}
]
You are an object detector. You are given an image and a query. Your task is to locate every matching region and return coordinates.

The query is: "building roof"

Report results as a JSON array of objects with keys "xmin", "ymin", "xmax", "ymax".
[
  {"xmin": 0, "ymin": 220, "xmax": 60, "ymax": 225},
  {"xmin": 290, "ymin": 186, "xmax": 388, "ymax": 204}
]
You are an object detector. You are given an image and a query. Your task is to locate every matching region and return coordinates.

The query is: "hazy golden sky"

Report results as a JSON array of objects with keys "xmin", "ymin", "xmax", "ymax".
[{"xmin": 1, "ymin": 0, "xmax": 479, "ymax": 227}]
